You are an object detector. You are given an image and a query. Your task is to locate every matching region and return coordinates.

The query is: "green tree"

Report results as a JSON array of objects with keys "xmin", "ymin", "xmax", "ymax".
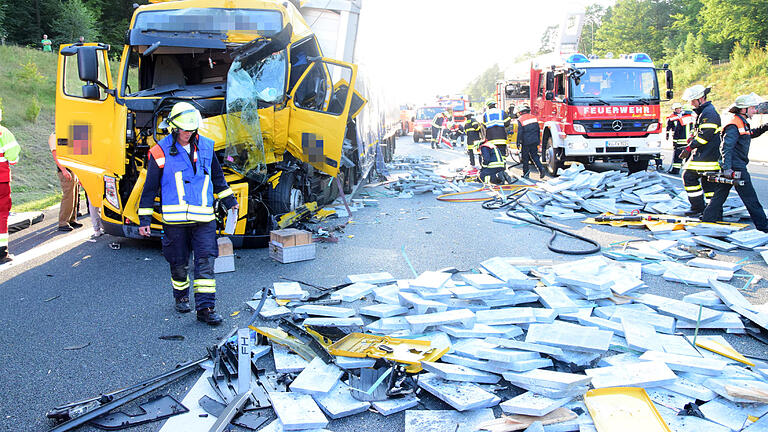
[
  {"xmin": 0, "ymin": 0, "xmax": 7, "ymax": 41},
  {"xmin": 700, "ymin": 0, "xmax": 768, "ymax": 50},
  {"xmin": 578, "ymin": 4, "xmax": 607, "ymax": 55},
  {"xmin": 594, "ymin": 0, "xmax": 680, "ymax": 61},
  {"xmin": 539, "ymin": 25, "xmax": 559, "ymax": 54},
  {"xmin": 53, "ymin": 0, "xmax": 99, "ymax": 44},
  {"xmin": 464, "ymin": 64, "xmax": 503, "ymax": 103}
]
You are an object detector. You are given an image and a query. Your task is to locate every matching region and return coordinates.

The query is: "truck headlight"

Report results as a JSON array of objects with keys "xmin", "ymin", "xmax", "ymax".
[
  {"xmin": 647, "ymin": 122, "xmax": 660, "ymax": 132},
  {"xmin": 415, "ymin": 125, "xmax": 423, "ymax": 131},
  {"xmin": 104, "ymin": 176, "xmax": 120, "ymax": 209},
  {"xmin": 573, "ymin": 123, "xmax": 586, "ymax": 133}
]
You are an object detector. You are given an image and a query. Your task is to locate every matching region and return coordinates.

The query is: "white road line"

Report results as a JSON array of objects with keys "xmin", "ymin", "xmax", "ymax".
[{"xmin": 0, "ymin": 229, "xmax": 93, "ymax": 273}]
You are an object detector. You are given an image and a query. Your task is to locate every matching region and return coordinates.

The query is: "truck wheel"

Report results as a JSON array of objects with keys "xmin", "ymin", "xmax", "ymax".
[
  {"xmin": 267, "ymin": 170, "xmax": 304, "ymax": 214},
  {"xmin": 544, "ymin": 136, "xmax": 564, "ymax": 176},
  {"xmin": 626, "ymin": 158, "xmax": 649, "ymax": 173},
  {"xmin": 413, "ymin": 133, "xmax": 420, "ymax": 143},
  {"xmin": 342, "ymin": 165, "xmax": 356, "ymax": 194}
]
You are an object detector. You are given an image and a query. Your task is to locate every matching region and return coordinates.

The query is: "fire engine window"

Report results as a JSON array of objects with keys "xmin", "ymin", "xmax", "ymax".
[
  {"xmin": 62, "ymin": 52, "xmax": 108, "ymax": 101},
  {"xmin": 555, "ymin": 74, "xmax": 565, "ymax": 98},
  {"xmin": 538, "ymin": 73, "xmax": 545, "ymax": 97}
]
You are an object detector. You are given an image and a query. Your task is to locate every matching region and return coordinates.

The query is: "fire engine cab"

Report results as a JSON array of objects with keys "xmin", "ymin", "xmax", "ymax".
[{"xmin": 531, "ymin": 52, "xmax": 674, "ymax": 175}]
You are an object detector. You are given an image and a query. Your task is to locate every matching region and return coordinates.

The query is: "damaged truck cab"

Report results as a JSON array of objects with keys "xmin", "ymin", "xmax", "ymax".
[{"xmin": 54, "ymin": 0, "xmax": 367, "ymax": 246}]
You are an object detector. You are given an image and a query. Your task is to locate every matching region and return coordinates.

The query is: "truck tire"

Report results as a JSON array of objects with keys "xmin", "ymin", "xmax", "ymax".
[
  {"xmin": 267, "ymin": 170, "xmax": 304, "ymax": 214},
  {"xmin": 543, "ymin": 136, "xmax": 564, "ymax": 176},
  {"xmin": 413, "ymin": 133, "xmax": 420, "ymax": 143},
  {"xmin": 626, "ymin": 158, "xmax": 649, "ymax": 173},
  {"xmin": 342, "ymin": 165, "xmax": 356, "ymax": 194}
]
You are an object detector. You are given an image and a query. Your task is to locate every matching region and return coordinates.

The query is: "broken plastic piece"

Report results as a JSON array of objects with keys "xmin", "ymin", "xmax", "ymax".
[
  {"xmin": 327, "ymin": 332, "xmax": 449, "ymax": 373},
  {"xmin": 89, "ymin": 395, "xmax": 188, "ymax": 430},
  {"xmin": 584, "ymin": 387, "xmax": 671, "ymax": 432}
]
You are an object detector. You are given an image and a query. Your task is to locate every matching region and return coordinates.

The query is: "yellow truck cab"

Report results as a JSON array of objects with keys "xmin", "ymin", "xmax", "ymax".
[{"xmin": 54, "ymin": 0, "xmax": 368, "ymax": 246}]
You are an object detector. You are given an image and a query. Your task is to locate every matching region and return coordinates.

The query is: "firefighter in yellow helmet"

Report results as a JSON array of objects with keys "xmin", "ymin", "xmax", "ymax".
[
  {"xmin": 0, "ymin": 108, "xmax": 20, "ymax": 263},
  {"xmin": 138, "ymin": 102, "xmax": 239, "ymax": 325}
]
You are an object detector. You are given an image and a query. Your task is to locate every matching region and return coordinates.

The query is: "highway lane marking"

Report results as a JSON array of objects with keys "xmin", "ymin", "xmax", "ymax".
[{"xmin": 0, "ymin": 229, "xmax": 93, "ymax": 274}]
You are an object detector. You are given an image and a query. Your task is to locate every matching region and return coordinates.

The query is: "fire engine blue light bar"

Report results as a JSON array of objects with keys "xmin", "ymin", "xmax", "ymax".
[
  {"xmin": 566, "ymin": 53, "xmax": 590, "ymax": 64},
  {"xmin": 631, "ymin": 53, "xmax": 652, "ymax": 63}
]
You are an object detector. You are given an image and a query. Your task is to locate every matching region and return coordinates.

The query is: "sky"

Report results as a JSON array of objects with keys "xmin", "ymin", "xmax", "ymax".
[{"xmin": 355, "ymin": 0, "xmax": 614, "ymax": 105}]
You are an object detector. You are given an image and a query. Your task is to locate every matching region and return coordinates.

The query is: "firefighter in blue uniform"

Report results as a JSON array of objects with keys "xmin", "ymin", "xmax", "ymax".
[
  {"xmin": 478, "ymin": 139, "xmax": 513, "ymax": 185},
  {"xmin": 138, "ymin": 102, "xmax": 239, "ymax": 325},
  {"xmin": 515, "ymin": 105, "xmax": 550, "ymax": 179},
  {"xmin": 463, "ymin": 112, "xmax": 481, "ymax": 166},
  {"xmin": 679, "ymin": 85, "xmax": 721, "ymax": 216},
  {"xmin": 665, "ymin": 102, "xmax": 694, "ymax": 174},
  {"xmin": 482, "ymin": 100, "xmax": 511, "ymax": 157},
  {"xmin": 703, "ymin": 93, "xmax": 768, "ymax": 231}
]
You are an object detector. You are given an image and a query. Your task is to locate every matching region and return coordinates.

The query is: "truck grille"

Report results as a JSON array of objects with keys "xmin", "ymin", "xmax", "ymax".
[{"xmin": 575, "ymin": 119, "xmax": 655, "ymax": 133}]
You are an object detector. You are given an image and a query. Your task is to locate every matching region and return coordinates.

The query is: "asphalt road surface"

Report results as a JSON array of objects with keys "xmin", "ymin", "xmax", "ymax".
[{"xmin": 2, "ymin": 135, "xmax": 768, "ymax": 431}]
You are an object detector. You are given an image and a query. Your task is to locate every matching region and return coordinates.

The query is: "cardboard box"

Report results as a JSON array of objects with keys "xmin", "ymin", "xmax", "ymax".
[
  {"xmin": 269, "ymin": 241, "xmax": 316, "ymax": 263},
  {"xmin": 270, "ymin": 229, "xmax": 312, "ymax": 247},
  {"xmin": 217, "ymin": 237, "xmax": 234, "ymax": 256}
]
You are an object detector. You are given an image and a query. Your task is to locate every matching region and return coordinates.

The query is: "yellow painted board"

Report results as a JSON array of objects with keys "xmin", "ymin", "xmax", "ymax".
[
  {"xmin": 696, "ymin": 338, "xmax": 754, "ymax": 366},
  {"xmin": 327, "ymin": 332, "xmax": 449, "ymax": 373},
  {"xmin": 585, "ymin": 387, "xmax": 671, "ymax": 432}
]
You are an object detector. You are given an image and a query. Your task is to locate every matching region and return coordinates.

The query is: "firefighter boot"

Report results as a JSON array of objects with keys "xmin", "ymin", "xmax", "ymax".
[{"xmin": 197, "ymin": 307, "xmax": 223, "ymax": 325}]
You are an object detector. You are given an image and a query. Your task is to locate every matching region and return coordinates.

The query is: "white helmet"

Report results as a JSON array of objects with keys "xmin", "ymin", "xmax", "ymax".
[
  {"xmin": 671, "ymin": 102, "xmax": 682, "ymax": 110},
  {"xmin": 734, "ymin": 93, "xmax": 765, "ymax": 109},
  {"xmin": 681, "ymin": 85, "xmax": 708, "ymax": 101}
]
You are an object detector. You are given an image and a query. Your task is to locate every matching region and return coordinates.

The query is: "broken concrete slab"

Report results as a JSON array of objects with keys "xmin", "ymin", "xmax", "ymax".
[
  {"xmin": 405, "ymin": 308, "xmax": 475, "ymax": 333},
  {"xmin": 451, "ymin": 338, "xmax": 499, "ymax": 359},
  {"xmin": 268, "ymin": 392, "xmax": 328, "ymax": 431},
  {"xmin": 365, "ymin": 316, "xmax": 410, "ymax": 333},
  {"xmin": 302, "ymin": 317, "xmax": 364, "ymax": 328},
  {"xmin": 683, "ymin": 290, "xmax": 726, "ymax": 307},
  {"xmin": 677, "ymin": 311, "xmax": 745, "ymax": 330},
  {"xmin": 655, "ymin": 334, "xmax": 704, "ymax": 357},
  {"xmin": 609, "ymin": 309, "xmax": 676, "ymax": 334},
  {"xmin": 475, "ymin": 347, "xmax": 541, "ymax": 363},
  {"xmin": 687, "ymin": 257, "xmax": 743, "ymax": 272},
  {"xmin": 708, "ymin": 278, "xmax": 755, "ymax": 310},
  {"xmin": 371, "ymin": 394, "xmax": 420, "ymax": 416},
  {"xmin": 441, "ymin": 353, "xmax": 512, "ymax": 375},
  {"xmin": 662, "ymin": 376, "xmax": 718, "ymax": 401},
  {"xmin": 273, "ymin": 282, "xmax": 308, "ymax": 300},
  {"xmin": 585, "ymin": 361, "xmax": 677, "ymax": 388},
  {"xmin": 480, "ymin": 257, "xmax": 537, "ymax": 289},
  {"xmin": 525, "ymin": 321, "xmax": 613, "ymax": 353},
  {"xmin": 448, "ymin": 284, "xmax": 508, "ymax": 300},
  {"xmin": 639, "ymin": 351, "xmax": 727, "ymax": 376},
  {"xmin": 621, "ymin": 317, "xmax": 663, "ymax": 352},
  {"xmin": 577, "ymin": 315, "xmax": 625, "ymax": 336},
  {"xmin": 693, "ymin": 235, "xmax": 738, "ymax": 252},
  {"xmin": 503, "ymin": 369, "xmax": 592, "ymax": 391},
  {"xmin": 476, "ymin": 307, "xmax": 537, "ymax": 325},
  {"xmin": 534, "ymin": 286, "xmax": 580, "ymax": 313},
  {"xmin": 500, "ymin": 391, "xmax": 573, "ymax": 417},
  {"xmin": 294, "ymin": 305, "xmax": 356, "ymax": 318},
  {"xmin": 656, "ymin": 300, "xmax": 723, "ymax": 324},
  {"xmin": 313, "ymin": 381, "xmax": 370, "ymax": 419},
  {"xmin": 258, "ymin": 298, "xmax": 292, "ymax": 320},
  {"xmin": 699, "ymin": 398, "xmax": 768, "ymax": 431},
  {"xmin": 502, "ymin": 358, "xmax": 555, "ymax": 372},
  {"xmin": 272, "ymin": 343, "xmax": 309, "ymax": 373},
  {"xmin": 483, "ymin": 292, "xmax": 540, "ymax": 308},
  {"xmin": 404, "ymin": 409, "xmax": 495, "ymax": 432},
  {"xmin": 359, "ymin": 303, "xmax": 409, "ymax": 318},
  {"xmin": 704, "ymin": 377, "xmax": 768, "ymax": 403},
  {"xmin": 440, "ymin": 323, "xmax": 523, "ymax": 339},
  {"xmin": 290, "ymin": 356, "xmax": 344, "ymax": 395},
  {"xmin": 331, "ymin": 282, "xmax": 376, "ymax": 302},
  {"xmin": 397, "ymin": 291, "xmax": 449, "ymax": 314},
  {"xmin": 646, "ymin": 387, "xmax": 696, "ymax": 411},
  {"xmin": 417, "ymin": 373, "xmax": 500, "ymax": 411},
  {"xmin": 599, "ymin": 352, "xmax": 642, "ymax": 367},
  {"xmin": 345, "ymin": 272, "xmax": 395, "ymax": 285},
  {"xmin": 485, "ymin": 337, "xmax": 565, "ymax": 357},
  {"xmin": 410, "ymin": 271, "xmax": 453, "ymax": 291},
  {"xmin": 421, "ymin": 361, "xmax": 501, "ymax": 384},
  {"xmin": 460, "ymin": 273, "xmax": 507, "ymax": 289},
  {"xmin": 334, "ymin": 356, "xmax": 377, "ymax": 369}
]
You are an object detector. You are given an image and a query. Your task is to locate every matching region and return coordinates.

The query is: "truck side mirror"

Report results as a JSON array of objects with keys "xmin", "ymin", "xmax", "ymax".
[
  {"xmin": 665, "ymin": 69, "xmax": 673, "ymax": 90},
  {"xmin": 545, "ymin": 71, "xmax": 555, "ymax": 92},
  {"xmin": 77, "ymin": 46, "xmax": 101, "ymax": 83},
  {"xmin": 666, "ymin": 90, "xmax": 674, "ymax": 100},
  {"xmin": 545, "ymin": 91, "xmax": 554, "ymax": 101},
  {"xmin": 82, "ymin": 83, "xmax": 101, "ymax": 100}
]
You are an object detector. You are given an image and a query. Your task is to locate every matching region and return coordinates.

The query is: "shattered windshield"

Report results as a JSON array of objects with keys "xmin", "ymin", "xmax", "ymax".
[{"xmin": 222, "ymin": 50, "xmax": 287, "ymax": 183}]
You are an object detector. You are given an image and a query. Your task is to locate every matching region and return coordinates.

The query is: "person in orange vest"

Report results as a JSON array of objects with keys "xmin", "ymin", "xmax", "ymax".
[
  {"xmin": 702, "ymin": 93, "xmax": 768, "ymax": 231},
  {"xmin": 0, "ymin": 108, "xmax": 21, "ymax": 263},
  {"xmin": 665, "ymin": 102, "xmax": 694, "ymax": 174},
  {"xmin": 515, "ymin": 105, "xmax": 550, "ymax": 179}
]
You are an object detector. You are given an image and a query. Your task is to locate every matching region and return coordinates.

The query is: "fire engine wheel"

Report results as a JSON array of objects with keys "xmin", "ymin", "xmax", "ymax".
[
  {"xmin": 544, "ymin": 136, "xmax": 564, "ymax": 176},
  {"xmin": 413, "ymin": 133, "xmax": 420, "ymax": 143},
  {"xmin": 626, "ymin": 158, "xmax": 649, "ymax": 173},
  {"xmin": 267, "ymin": 170, "xmax": 304, "ymax": 214}
]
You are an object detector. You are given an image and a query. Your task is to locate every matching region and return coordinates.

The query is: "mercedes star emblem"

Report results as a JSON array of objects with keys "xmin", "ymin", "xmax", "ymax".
[{"xmin": 612, "ymin": 120, "xmax": 623, "ymax": 131}]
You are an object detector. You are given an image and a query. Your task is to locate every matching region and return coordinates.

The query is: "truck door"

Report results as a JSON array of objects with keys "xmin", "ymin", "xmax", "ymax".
[
  {"xmin": 55, "ymin": 44, "xmax": 124, "ymax": 207},
  {"xmin": 286, "ymin": 58, "xmax": 357, "ymax": 177}
]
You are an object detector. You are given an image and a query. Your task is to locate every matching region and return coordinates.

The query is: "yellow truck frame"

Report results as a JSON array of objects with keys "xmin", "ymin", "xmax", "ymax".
[{"xmin": 54, "ymin": 0, "xmax": 366, "ymax": 246}]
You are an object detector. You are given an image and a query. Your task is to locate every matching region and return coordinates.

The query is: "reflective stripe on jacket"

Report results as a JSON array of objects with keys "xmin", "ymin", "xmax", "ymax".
[
  {"xmin": 479, "ymin": 142, "xmax": 504, "ymax": 168},
  {"xmin": 720, "ymin": 114, "xmax": 751, "ymax": 171},
  {"xmin": 516, "ymin": 114, "xmax": 540, "ymax": 147},
  {"xmin": 0, "ymin": 126, "xmax": 20, "ymax": 183}
]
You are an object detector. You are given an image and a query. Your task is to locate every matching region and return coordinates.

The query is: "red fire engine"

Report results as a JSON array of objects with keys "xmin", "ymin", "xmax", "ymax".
[{"xmin": 530, "ymin": 52, "xmax": 674, "ymax": 175}]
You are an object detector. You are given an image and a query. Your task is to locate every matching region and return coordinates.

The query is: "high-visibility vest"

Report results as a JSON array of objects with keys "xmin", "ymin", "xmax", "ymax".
[
  {"xmin": 480, "ymin": 142, "xmax": 504, "ymax": 168},
  {"xmin": 725, "ymin": 115, "xmax": 750, "ymax": 136},
  {"xmin": 0, "ymin": 125, "xmax": 20, "ymax": 183},
  {"xmin": 483, "ymin": 108, "xmax": 505, "ymax": 128}
]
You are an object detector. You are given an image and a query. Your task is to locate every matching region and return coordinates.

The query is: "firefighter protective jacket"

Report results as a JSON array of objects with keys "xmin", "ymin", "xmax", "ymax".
[
  {"xmin": 479, "ymin": 142, "xmax": 504, "ymax": 169},
  {"xmin": 139, "ymin": 134, "xmax": 237, "ymax": 226},
  {"xmin": 516, "ymin": 114, "xmax": 540, "ymax": 147},
  {"xmin": 666, "ymin": 111, "xmax": 694, "ymax": 145},
  {"xmin": 0, "ymin": 126, "xmax": 20, "ymax": 183},
  {"xmin": 464, "ymin": 118, "xmax": 481, "ymax": 148},
  {"xmin": 483, "ymin": 108, "xmax": 510, "ymax": 143},
  {"xmin": 686, "ymin": 101, "xmax": 721, "ymax": 171},
  {"xmin": 431, "ymin": 112, "xmax": 449, "ymax": 129},
  {"xmin": 720, "ymin": 114, "xmax": 768, "ymax": 171}
]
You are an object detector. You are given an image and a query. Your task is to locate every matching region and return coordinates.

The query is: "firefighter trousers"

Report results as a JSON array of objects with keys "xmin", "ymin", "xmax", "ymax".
[
  {"xmin": 0, "ymin": 182, "xmax": 10, "ymax": 258},
  {"xmin": 430, "ymin": 127, "xmax": 439, "ymax": 148},
  {"xmin": 703, "ymin": 171, "xmax": 768, "ymax": 231},
  {"xmin": 162, "ymin": 221, "xmax": 218, "ymax": 310},
  {"xmin": 467, "ymin": 147, "xmax": 475, "ymax": 166},
  {"xmin": 682, "ymin": 169, "xmax": 716, "ymax": 212},
  {"xmin": 520, "ymin": 144, "xmax": 545, "ymax": 175},
  {"xmin": 479, "ymin": 167, "xmax": 511, "ymax": 185},
  {"xmin": 671, "ymin": 144, "xmax": 686, "ymax": 173}
]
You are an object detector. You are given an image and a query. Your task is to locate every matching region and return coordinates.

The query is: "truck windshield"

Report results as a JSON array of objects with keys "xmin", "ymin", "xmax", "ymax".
[
  {"xmin": 570, "ymin": 67, "xmax": 658, "ymax": 103},
  {"xmin": 134, "ymin": 8, "xmax": 283, "ymax": 36},
  {"xmin": 416, "ymin": 107, "xmax": 442, "ymax": 120}
]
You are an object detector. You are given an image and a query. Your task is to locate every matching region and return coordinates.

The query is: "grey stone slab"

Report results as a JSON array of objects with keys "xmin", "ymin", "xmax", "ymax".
[
  {"xmin": 448, "ymin": 284, "xmax": 509, "ymax": 299},
  {"xmin": 404, "ymin": 409, "xmax": 495, "ymax": 432},
  {"xmin": 475, "ymin": 347, "xmax": 541, "ymax": 363},
  {"xmin": 294, "ymin": 305, "xmax": 356, "ymax": 318},
  {"xmin": 708, "ymin": 278, "xmax": 755, "ymax": 310},
  {"xmin": 417, "ymin": 373, "xmax": 501, "ymax": 411},
  {"xmin": 500, "ymin": 391, "xmax": 573, "ymax": 417},
  {"xmin": 410, "ymin": 271, "xmax": 452, "ymax": 291},
  {"xmin": 422, "ymin": 361, "xmax": 501, "ymax": 383},
  {"xmin": 302, "ymin": 317, "xmax": 364, "ymax": 328},
  {"xmin": 334, "ymin": 356, "xmax": 377, "ymax": 369},
  {"xmin": 441, "ymin": 353, "xmax": 512, "ymax": 374},
  {"xmin": 585, "ymin": 361, "xmax": 677, "ymax": 388},
  {"xmin": 687, "ymin": 257, "xmax": 743, "ymax": 272},
  {"xmin": 370, "ymin": 394, "xmax": 420, "ymax": 416},
  {"xmin": 461, "ymin": 273, "xmax": 508, "ymax": 289},
  {"xmin": 331, "ymin": 282, "xmax": 375, "ymax": 302},
  {"xmin": 693, "ymin": 235, "xmax": 738, "ymax": 251},
  {"xmin": 313, "ymin": 381, "xmax": 370, "ymax": 419},
  {"xmin": 258, "ymin": 298, "xmax": 292, "ymax": 320},
  {"xmin": 535, "ymin": 286, "xmax": 580, "ymax": 313},
  {"xmin": 268, "ymin": 392, "xmax": 328, "ymax": 431},
  {"xmin": 483, "ymin": 292, "xmax": 541, "ymax": 307},
  {"xmin": 365, "ymin": 316, "xmax": 410, "ymax": 333},
  {"xmin": 485, "ymin": 338, "xmax": 564, "ymax": 356},
  {"xmin": 273, "ymin": 282, "xmax": 307, "ymax": 300},
  {"xmin": 503, "ymin": 369, "xmax": 592, "ymax": 391},
  {"xmin": 480, "ymin": 257, "xmax": 537, "ymax": 289},
  {"xmin": 476, "ymin": 307, "xmax": 537, "ymax": 325},
  {"xmin": 525, "ymin": 321, "xmax": 613, "ymax": 353},
  {"xmin": 397, "ymin": 291, "xmax": 449, "ymax": 314},
  {"xmin": 440, "ymin": 323, "xmax": 523, "ymax": 339},
  {"xmin": 622, "ymin": 317, "xmax": 663, "ymax": 352},
  {"xmin": 359, "ymin": 303, "xmax": 409, "ymax": 318},
  {"xmin": 503, "ymin": 358, "xmax": 555, "ymax": 372},
  {"xmin": 683, "ymin": 290, "xmax": 725, "ymax": 307},
  {"xmin": 610, "ymin": 309, "xmax": 676, "ymax": 334},
  {"xmin": 272, "ymin": 343, "xmax": 308, "ymax": 373},
  {"xmin": 700, "ymin": 398, "xmax": 768, "ymax": 431},
  {"xmin": 345, "ymin": 272, "xmax": 395, "ymax": 284},
  {"xmin": 451, "ymin": 338, "xmax": 498, "ymax": 359},
  {"xmin": 662, "ymin": 377, "xmax": 718, "ymax": 401},
  {"xmin": 639, "ymin": 351, "xmax": 727, "ymax": 376},
  {"xmin": 290, "ymin": 356, "xmax": 344, "ymax": 395},
  {"xmin": 257, "ymin": 419, "xmax": 332, "ymax": 432},
  {"xmin": 405, "ymin": 308, "xmax": 475, "ymax": 333},
  {"xmin": 577, "ymin": 315, "xmax": 625, "ymax": 336},
  {"xmin": 676, "ymin": 311, "xmax": 744, "ymax": 330},
  {"xmin": 647, "ymin": 387, "xmax": 696, "ymax": 411}
]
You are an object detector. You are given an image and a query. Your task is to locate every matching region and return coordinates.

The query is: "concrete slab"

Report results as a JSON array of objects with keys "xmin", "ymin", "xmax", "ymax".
[
  {"xmin": 441, "ymin": 353, "xmax": 511, "ymax": 374},
  {"xmin": 485, "ymin": 338, "xmax": 565, "ymax": 356},
  {"xmin": 598, "ymin": 352, "xmax": 641, "ymax": 367},
  {"xmin": 313, "ymin": 381, "xmax": 370, "ymax": 419},
  {"xmin": 421, "ymin": 361, "xmax": 501, "ymax": 384},
  {"xmin": 476, "ymin": 307, "xmax": 537, "ymax": 325},
  {"xmin": 500, "ymin": 391, "xmax": 573, "ymax": 417},
  {"xmin": 346, "ymin": 272, "xmax": 395, "ymax": 284},
  {"xmin": 294, "ymin": 305, "xmax": 356, "ymax": 318},
  {"xmin": 621, "ymin": 317, "xmax": 663, "ymax": 352},
  {"xmin": 661, "ymin": 376, "xmax": 718, "ymax": 401},
  {"xmin": 483, "ymin": 292, "xmax": 541, "ymax": 307},
  {"xmin": 699, "ymin": 398, "xmax": 768, "ymax": 431},
  {"xmin": 610, "ymin": 309, "xmax": 676, "ymax": 334},
  {"xmin": 656, "ymin": 300, "xmax": 723, "ymax": 324},
  {"xmin": 708, "ymin": 278, "xmax": 755, "ymax": 310},
  {"xmin": 683, "ymin": 290, "xmax": 725, "ymax": 307},
  {"xmin": 418, "ymin": 373, "xmax": 500, "ymax": 411},
  {"xmin": 440, "ymin": 323, "xmax": 523, "ymax": 339},
  {"xmin": 639, "ymin": 351, "xmax": 727, "ymax": 376},
  {"xmin": 475, "ymin": 347, "xmax": 541, "ymax": 363},
  {"xmin": 693, "ymin": 235, "xmax": 738, "ymax": 251},
  {"xmin": 646, "ymin": 387, "xmax": 696, "ymax": 411},
  {"xmin": 404, "ymin": 409, "xmax": 495, "ymax": 432},
  {"xmin": 405, "ymin": 308, "xmax": 475, "ymax": 333},
  {"xmin": 676, "ymin": 311, "xmax": 745, "ymax": 330},
  {"xmin": 365, "ymin": 316, "xmax": 410, "ymax": 333},
  {"xmin": 331, "ymin": 282, "xmax": 376, "ymax": 302},
  {"xmin": 370, "ymin": 394, "xmax": 420, "ymax": 416},
  {"xmin": 410, "ymin": 271, "xmax": 453, "ymax": 291},
  {"xmin": 704, "ymin": 377, "xmax": 768, "ymax": 403},
  {"xmin": 257, "ymin": 420, "xmax": 332, "ymax": 432},
  {"xmin": 503, "ymin": 358, "xmax": 554, "ymax": 372},
  {"xmin": 302, "ymin": 317, "xmax": 365, "ymax": 328},
  {"xmin": 525, "ymin": 321, "xmax": 613, "ymax": 353},
  {"xmin": 268, "ymin": 392, "xmax": 328, "ymax": 431},
  {"xmin": 272, "ymin": 343, "xmax": 308, "ymax": 373},
  {"xmin": 656, "ymin": 334, "xmax": 704, "ymax": 357},
  {"xmin": 448, "ymin": 284, "xmax": 509, "ymax": 299},
  {"xmin": 290, "ymin": 356, "xmax": 344, "ymax": 395},
  {"xmin": 258, "ymin": 298, "xmax": 292, "ymax": 320},
  {"xmin": 687, "ymin": 257, "xmax": 743, "ymax": 271},
  {"xmin": 461, "ymin": 273, "xmax": 507, "ymax": 289},
  {"xmin": 480, "ymin": 257, "xmax": 537, "ymax": 289},
  {"xmin": 334, "ymin": 356, "xmax": 377, "ymax": 369},
  {"xmin": 398, "ymin": 291, "xmax": 449, "ymax": 314},
  {"xmin": 534, "ymin": 286, "xmax": 580, "ymax": 313},
  {"xmin": 359, "ymin": 303, "xmax": 410, "ymax": 318},
  {"xmin": 273, "ymin": 282, "xmax": 307, "ymax": 300},
  {"xmin": 451, "ymin": 338, "xmax": 498, "ymax": 359},
  {"xmin": 502, "ymin": 370, "xmax": 591, "ymax": 391},
  {"xmin": 585, "ymin": 361, "xmax": 677, "ymax": 388},
  {"xmin": 577, "ymin": 315, "xmax": 624, "ymax": 336}
]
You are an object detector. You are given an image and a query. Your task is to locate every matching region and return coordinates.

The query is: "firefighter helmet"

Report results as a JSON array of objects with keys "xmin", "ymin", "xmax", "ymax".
[
  {"xmin": 163, "ymin": 102, "xmax": 202, "ymax": 131},
  {"xmin": 516, "ymin": 105, "xmax": 531, "ymax": 114},
  {"xmin": 486, "ymin": 99, "xmax": 497, "ymax": 108},
  {"xmin": 734, "ymin": 93, "xmax": 765, "ymax": 109},
  {"xmin": 671, "ymin": 102, "xmax": 682, "ymax": 110},
  {"xmin": 681, "ymin": 85, "xmax": 709, "ymax": 101}
]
